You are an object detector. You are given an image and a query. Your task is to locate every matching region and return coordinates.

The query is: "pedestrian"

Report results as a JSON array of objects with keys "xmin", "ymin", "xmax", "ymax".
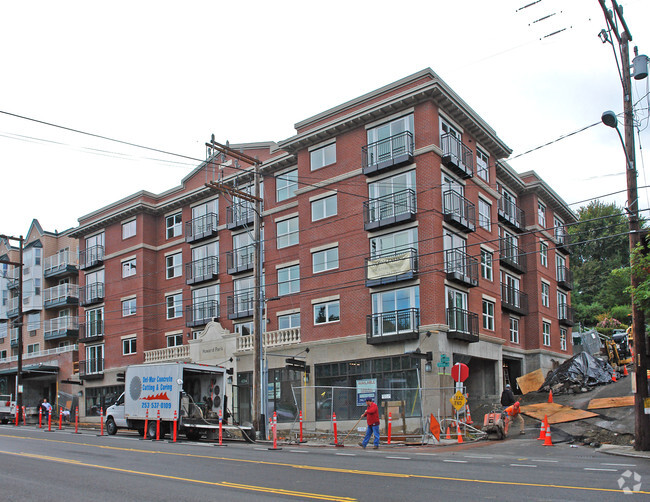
[
  {"xmin": 500, "ymin": 384, "xmax": 516, "ymax": 407},
  {"xmin": 41, "ymin": 398, "xmax": 52, "ymax": 416},
  {"xmin": 359, "ymin": 397, "xmax": 380, "ymax": 449}
]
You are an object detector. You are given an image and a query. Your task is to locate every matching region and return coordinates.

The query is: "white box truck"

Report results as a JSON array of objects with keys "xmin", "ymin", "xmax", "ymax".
[
  {"xmin": 105, "ymin": 362, "xmax": 254, "ymax": 442},
  {"xmin": 0, "ymin": 394, "xmax": 16, "ymax": 424}
]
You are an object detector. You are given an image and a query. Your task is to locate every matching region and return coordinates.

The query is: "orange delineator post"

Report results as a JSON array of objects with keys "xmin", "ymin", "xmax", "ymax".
[
  {"xmin": 299, "ymin": 410, "xmax": 303, "ymax": 443},
  {"xmin": 156, "ymin": 409, "xmax": 161, "ymax": 441},
  {"xmin": 218, "ymin": 409, "xmax": 223, "ymax": 446},
  {"xmin": 272, "ymin": 411, "xmax": 278, "ymax": 449},
  {"xmin": 75, "ymin": 406, "xmax": 79, "ymax": 434},
  {"xmin": 15, "ymin": 407, "xmax": 18, "ymax": 426},
  {"xmin": 59, "ymin": 408, "xmax": 62, "ymax": 430},
  {"xmin": 173, "ymin": 410, "xmax": 178, "ymax": 443},
  {"xmin": 333, "ymin": 412, "xmax": 338, "ymax": 445},
  {"xmin": 22, "ymin": 406, "xmax": 26, "ymax": 425},
  {"xmin": 38, "ymin": 408, "xmax": 42, "ymax": 429},
  {"xmin": 387, "ymin": 412, "xmax": 392, "ymax": 445},
  {"xmin": 48, "ymin": 409, "xmax": 52, "ymax": 432},
  {"xmin": 144, "ymin": 409, "xmax": 149, "ymax": 439},
  {"xmin": 100, "ymin": 407, "xmax": 104, "ymax": 436}
]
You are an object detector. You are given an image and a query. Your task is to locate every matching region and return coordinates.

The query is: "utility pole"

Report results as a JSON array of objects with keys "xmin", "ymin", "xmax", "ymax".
[
  {"xmin": 0, "ymin": 235, "xmax": 24, "ymax": 419},
  {"xmin": 598, "ymin": 0, "xmax": 650, "ymax": 451},
  {"xmin": 204, "ymin": 139, "xmax": 265, "ymax": 439}
]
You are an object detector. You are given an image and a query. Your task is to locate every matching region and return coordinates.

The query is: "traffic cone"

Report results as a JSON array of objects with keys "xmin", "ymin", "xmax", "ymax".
[
  {"xmin": 623, "ymin": 365, "xmax": 629, "ymax": 377},
  {"xmin": 542, "ymin": 423, "xmax": 553, "ymax": 446},
  {"xmin": 456, "ymin": 424, "xmax": 463, "ymax": 444},
  {"xmin": 537, "ymin": 415, "xmax": 548, "ymax": 440},
  {"xmin": 548, "ymin": 389, "xmax": 553, "ymax": 403},
  {"xmin": 465, "ymin": 405, "xmax": 473, "ymax": 425},
  {"xmin": 445, "ymin": 426, "xmax": 451, "ymax": 440},
  {"xmin": 612, "ymin": 372, "xmax": 617, "ymax": 383}
]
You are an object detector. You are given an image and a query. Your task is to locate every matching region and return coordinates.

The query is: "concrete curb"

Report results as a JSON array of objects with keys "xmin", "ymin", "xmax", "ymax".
[{"xmin": 597, "ymin": 444, "xmax": 650, "ymax": 459}]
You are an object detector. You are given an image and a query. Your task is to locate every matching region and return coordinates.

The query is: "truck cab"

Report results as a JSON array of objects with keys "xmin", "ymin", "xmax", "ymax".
[{"xmin": 105, "ymin": 393, "xmax": 129, "ymax": 435}]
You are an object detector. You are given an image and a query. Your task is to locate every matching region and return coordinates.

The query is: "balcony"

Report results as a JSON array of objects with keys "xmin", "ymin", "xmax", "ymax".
[
  {"xmin": 78, "ymin": 320, "xmax": 104, "ymax": 343},
  {"xmin": 362, "ymin": 131, "xmax": 414, "ymax": 176},
  {"xmin": 10, "ymin": 328, "xmax": 19, "ymax": 348},
  {"xmin": 79, "ymin": 245, "xmax": 104, "ymax": 270},
  {"xmin": 442, "ymin": 191, "xmax": 476, "ymax": 233},
  {"xmin": 7, "ymin": 269, "xmax": 19, "ymax": 290},
  {"xmin": 499, "ymin": 239, "xmax": 527, "ymax": 274},
  {"xmin": 144, "ymin": 344, "xmax": 191, "ymax": 363},
  {"xmin": 227, "ymin": 292, "xmax": 254, "ymax": 320},
  {"xmin": 226, "ymin": 245, "xmax": 255, "ymax": 275},
  {"xmin": 237, "ymin": 327, "xmax": 301, "ymax": 352},
  {"xmin": 44, "ymin": 250, "xmax": 78, "ymax": 278},
  {"xmin": 185, "ymin": 256, "xmax": 218, "ymax": 285},
  {"xmin": 440, "ymin": 133, "xmax": 474, "ymax": 179},
  {"xmin": 185, "ymin": 212, "xmax": 218, "ymax": 243},
  {"xmin": 79, "ymin": 283, "xmax": 104, "ymax": 306},
  {"xmin": 558, "ymin": 303, "xmax": 575, "ymax": 327},
  {"xmin": 556, "ymin": 265, "xmax": 573, "ymax": 290},
  {"xmin": 501, "ymin": 284, "xmax": 529, "ymax": 316},
  {"xmin": 498, "ymin": 198, "xmax": 526, "ymax": 232},
  {"xmin": 79, "ymin": 358, "xmax": 104, "ymax": 380},
  {"xmin": 44, "ymin": 316, "xmax": 79, "ymax": 341},
  {"xmin": 7, "ymin": 297, "xmax": 19, "ymax": 318},
  {"xmin": 446, "ymin": 307, "xmax": 479, "ymax": 342},
  {"xmin": 363, "ymin": 189, "xmax": 416, "ymax": 231},
  {"xmin": 366, "ymin": 308, "xmax": 420, "ymax": 345},
  {"xmin": 226, "ymin": 203, "xmax": 256, "ymax": 230},
  {"xmin": 185, "ymin": 299, "xmax": 219, "ymax": 328},
  {"xmin": 43, "ymin": 283, "xmax": 79, "ymax": 309},
  {"xmin": 365, "ymin": 248, "xmax": 418, "ymax": 287},
  {"xmin": 555, "ymin": 228, "xmax": 572, "ymax": 254},
  {"xmin": 445, "ymin": 249, "xmax": 478, "ymax": 287}
]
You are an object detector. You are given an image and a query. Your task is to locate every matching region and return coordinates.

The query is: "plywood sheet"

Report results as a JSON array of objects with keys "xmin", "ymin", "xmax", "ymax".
[
  {"xmin": 520, "ymin": 402, "xmax": 598, "ymax": 424},
  {"xmin": 516, "ymin": 369, "xmax": 545, "ymax": 394},
  {"xmin": 587, "ymin": 396, "xmax": 635, "ymax": 410}
]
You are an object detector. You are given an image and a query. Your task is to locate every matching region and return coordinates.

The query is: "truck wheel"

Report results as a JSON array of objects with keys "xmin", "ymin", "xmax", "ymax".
[
  {"xmin": 0, "ymin": 419, "xmax": 7, "ymax": 425},
  {"xmin": 146, "ymin": 421, "xmax": 157, "ymax": 439},
  {"xmin": 106, "ymin": 417, "xmax": 118, "ymax": 436},
  {"xmin": 185, "ymin": 429, "xmax": 201, "ymax": 441}
]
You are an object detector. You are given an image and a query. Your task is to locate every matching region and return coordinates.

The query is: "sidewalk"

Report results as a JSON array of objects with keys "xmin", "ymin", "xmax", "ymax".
[{"xmin": 598, "ymin": 444, "xmax": 650, "ymax": 459}]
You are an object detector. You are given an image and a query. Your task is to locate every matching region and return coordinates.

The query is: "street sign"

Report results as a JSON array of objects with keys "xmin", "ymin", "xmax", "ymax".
[
  {"xmin": 438, "ymin": 354, "xmax": 450, "ymax": 368},
  {"xmin": 450, "ymin": 391, "xmax": 466, "ymax": 411},
  {"xmin": 451, "ymin": 363, "xmax": 469, "ymax": 382}
]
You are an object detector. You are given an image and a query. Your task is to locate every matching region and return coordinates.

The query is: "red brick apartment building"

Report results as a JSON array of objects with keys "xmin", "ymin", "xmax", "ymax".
[
  {"xmin": 0, "ymin": 221, "xmax": 79, "ymax": 413},
  {"xmin": 63, "ymin": 68, "xmax": 575, "ymax": 424}
]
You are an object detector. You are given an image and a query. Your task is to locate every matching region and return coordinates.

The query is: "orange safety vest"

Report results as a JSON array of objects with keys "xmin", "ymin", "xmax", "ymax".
[{"xmin": 505, "ymin": 402, "xmax": 520, "ymax": 417}]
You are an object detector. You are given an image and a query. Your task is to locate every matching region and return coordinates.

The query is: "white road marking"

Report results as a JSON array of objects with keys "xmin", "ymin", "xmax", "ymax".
[
  {"xmin": 463, "ymin": 454, "xmax": 493, "ymax": 459},
  {"xmin": 289, "ymin": 450, "xmax": 309, "ymax": 453},
  {"xmin": 335, "ymin": 453, "xmax": 356, "ymax": 456},
  {"xmin": 415, "ymin": 453, "xmax": 438, "ymax": 456},
  {"xmin": 443, "ymin": 459, "xmax": 468, "ymax": 463},
  {"xmin": 601, "ymin": 462, "xmax": 636, "ymax": 467},
  {"xmin": 585, "ymin": 468, "xmax": 618, "ymax": 472},
  {"xmin": 530, "ymin": 459, "xmax": 559, "ymax": 463},
  {"xmin": 385, "ymin": 456, "xmax": 410, "ymax": 460},
  {"xmin": 510, "ymin": 464, "xmax": 536, "ymax": 468}
]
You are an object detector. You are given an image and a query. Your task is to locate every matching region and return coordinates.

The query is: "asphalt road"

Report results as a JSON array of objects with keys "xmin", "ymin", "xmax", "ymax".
[{"xmin": 1, "ymin": 425, "xmax": 649, "ymax": 501}]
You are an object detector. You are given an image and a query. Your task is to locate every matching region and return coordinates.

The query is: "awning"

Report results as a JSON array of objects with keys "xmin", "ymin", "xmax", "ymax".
[{"xmin": 0, "ymin": 364, "xmax": 60, "ymax": 376}]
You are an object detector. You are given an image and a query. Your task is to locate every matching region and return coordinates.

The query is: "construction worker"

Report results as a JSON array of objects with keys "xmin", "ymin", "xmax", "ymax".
[{"xmin": 504, "ymin": 400, "xmax": 525, "ymax": 435}]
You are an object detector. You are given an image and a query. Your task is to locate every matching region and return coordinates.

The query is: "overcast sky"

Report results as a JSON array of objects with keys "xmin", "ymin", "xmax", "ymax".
[{"xmin": 1, "ymin": 0, "xmax": 649, "ymax": 238}]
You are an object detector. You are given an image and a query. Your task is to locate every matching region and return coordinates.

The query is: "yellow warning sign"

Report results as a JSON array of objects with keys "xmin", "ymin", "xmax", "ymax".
[{"xmin": 450, "ymin": 391, "xmax": 467, "ymax": 411}]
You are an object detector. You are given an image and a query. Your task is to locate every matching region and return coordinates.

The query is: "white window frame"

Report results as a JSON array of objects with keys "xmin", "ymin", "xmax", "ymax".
[
  {"xmin": 166, "ymin": 293, "xmax": 183, "ymax": 319},
  {"xmin": 276, "ymin": 169, "xmax": 298, "ymax": 202},
  {"xmin": 234, "ymin": 321, "xmax": 255, "ymax": 336},
  {"xmin": 122, "ymin": 220, "xmax": 136, "ymax": 240},
  {"xmin": 543, "ymin": 321, "xmax": 551, "ymax": 346},
  {"xmin": 560, "ymin": 328, "xmax": 567, "ymax": 351},
  {"xmin": 482, "ymin": 300, "xmax": 495, "ymax": 331},
  {"xmin": 166, "ymin": 333, "xmax": 183, "ymax": 347},
  {"xmin": 278, "ymin": 313, "xmax": 300, "ymax": 330},
  {"xmin": 310, "ymin": 143, "xmax": 336, "ymax": 171},
  {"xmin": 166, "ymin": 252, "xmax": 182, "ymax": 279},
  {"xmin": 27, "ymin": 343, "xmax": 40, "ymax": 354},
  {"xmin": 122, "ymin": 297, "xmax": 137, "ymax": 317},
  {"xmin": 311, "ymin": 194, "xmax": 337, "ymax": 221},
  {"xmin": 277, "ymin": 265, "xmax": 300, "ymax": 296},
  {"xmin": 538, "ymin": 201, "xmax": 546, "ymax": 227},
  {"xmin": 476, "ymin": 148, "xmax": 489, "ymax": 182},
  {"xmin": 122, "ymin": 258, "xmax": 136, "ymax": 278},
  {"xmin": 166, "ymin": 212, "xmax": 182, "ymax": 239},
  {"xmin": 312, "ymin": 247, "xmax": 339, "ymax": 273},
  {"xmin": 510, "ymin": 318, "xmax": 520, "ymax": 344},
  {"xmin": 540, "ymin": 241, "xmax": 548, "ymax": 267},
  {"xmin": 480, "ymin": 249, "xmax": 493, "ymax": 281},
  {"xmin": 541, "ymin": 281, "xmax": 550, "ymax": 308},
  {"xmin": 313, "ymin": 300, "xmax": 340, "ymax": 325},
  {"xmin": 276, "ymin": 217, "xmax": 299, "ymax": 249},
  {"xmin": 478, "ymin": 198, "xmax": 491, "ymax": 231},
  {"xmin": 122, "ymin": 336, "xmax": 137, "ymax": 355}
]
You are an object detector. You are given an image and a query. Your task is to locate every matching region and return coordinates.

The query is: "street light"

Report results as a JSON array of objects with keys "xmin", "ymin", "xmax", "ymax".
[{"xmin": 600, "ymin": 111, "xmax": 633, "ymax": 170}]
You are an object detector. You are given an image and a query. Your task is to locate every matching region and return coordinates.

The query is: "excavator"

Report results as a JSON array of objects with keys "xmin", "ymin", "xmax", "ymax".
[{"xmin": 601, "ymin": 327, "xmax": 633, "ymax": 368}]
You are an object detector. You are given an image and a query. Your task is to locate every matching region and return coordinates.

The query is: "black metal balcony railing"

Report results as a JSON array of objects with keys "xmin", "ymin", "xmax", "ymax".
[
  {"xmin": 445, "ymin": 249, "xmax": 479, "ymax": 287},
  {"xmin": 80, "ymin": 282, "xmax": 105, "ymax": 306},
  {"xmin": 442, "ymin": 190, "xmax": 476, "ymax": 233},
  {"xmin": 185, "ymin": 256, "xmax": 218, "ymax": 285},
  {"xmin": 555, "ymin": 228, "xmax": 572, "ymax": 254},
  {"xmin": 78, "ymin": 321, "xmax": 104, "ymax": 343},
  {"xmin": 79, "ymin": 358, "xmax": 104, "ymax": 379},
  {"xmin": 226, "ymin": 245, "xmax": 255, "ymax": 275},
  {"xmin": 558, "ymin": 303, "xmax": 575, "ymax": 327},
  {"xmin": 556, "ymin": 265, "xmax": 573, "ymax": 290},
  {"xmin": 363, "ymin": 189, "xmax": 417, "ymax": 231},
  {"xmin": 365, "ymin": 248, "xmax": 418, "ymax": 287},
  {"xmin": 446, "ymin": 307, "xmax": 479, "ymax": 342},
  {"xmin": 501, "ymin": 284, "xmax": 529, "ymax": 316},
  {"xmin": 497, "ymin": 198, "xmax": 526, "ymax": 231},
  {"xmin": 79, "ymin": 245, "xmax": 104, "ymax": 270},
  {"xmin": 227, "ymin": 203, "xmax": 258, "ymax": 230},
  {"xmin": 227, "ymin": 292, "xmax": 255, "ymax": 320},
  {"xmin": 185, "ymin": 213, "xmax": 218, "ymax": 243},
  {"xmin": 366, "ymin": 307, "xmax": 420, "ymax": 345},
  {"xmin": 440, "ymin": 133, "xmax": 474, "ymax": 178},
  {"xmin": 362, "ymin": 131, "xmax": 415, "ymax": 176},
  {"xmin": 185, "ymin": 299, "xmax": 219, "ymax": 328},
  {"xmin": 499, "ymin": 239, "xmax": 527, "ymax": 274}
]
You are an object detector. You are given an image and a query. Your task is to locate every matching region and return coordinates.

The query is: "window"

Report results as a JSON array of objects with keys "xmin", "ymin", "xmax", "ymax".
[
  {"xmin": 167, "ymin": 333, "xmax": 183, "ymax": 347},
  {"xmin": 166, "ymin": 293, "xmax": 182, "ymax": 319},
  {"xmin": 540, "ymin": 241, "xmax": 548, "ymax": 267},
  {"xmin": 311, "ymin": 194, "xmax": 337, "ymax": 221},
  {"xmin": 166, "ymin": 213, "xmax": 182, "ymax": 239},
  {"xmin": 122, "ymin": 220, "xmax": 136, "ymax": 239},
  {"xmin": 0, "ymin": 350, "xmax": 6, "ymax": 360},
  {"xmin": 554, "ymin": 216, "xmax": 565, "ymax": 242},
  {"xmin": 310, "ymin": 143, "xmax": 336, "ymax": 171},
  {"xmin": 277, "ymin": 265, "xmax": 300, "ymax": 296},
  {"xmin": 481, "ymin": 249, "xmax": 493, "ymax": 281},
  {"xmin": 27, "ymin": 343, "xmax": 40, "ymax": 354},
  {"xmin": 560, "ymin": 328, "xmax": 567, "ymax": 351},
  {"xmin": 122, "ymin": 337, "xmax": 136, "ymax": 355},
  {"xmin": 277, "ymin": 217, "xmax": 299, "ymax": 249},
  {"xmin": 234, "ymin": 321, "xmax": 254, "ymax": 336},
  {"xmin": 0, "ymin": 324, "xmax": 6, "ymax": 339},
  {"xmin": 482, "ymin": 300, "xmax": 494, "ymax": 330},
  {"xmin": 278, "ymin": 313, "xmax": 300, "ymax": 330},
  {"xmin": 557, "ymin": 291, "xmax": 568, "ymax": 318},
  {"xmin": 477, "ymin": 149, "xmax": 489, "ymax": 182},
  {"xmin": 367, "ymin": 115, "xmax": 414, "ymax": 165},
  {"xmin": 370, "ymin": 227, "xmax": 417, "ymax": 258},
  {"xmin": 34, "ymin": 248, "xmax": 42, "ymax": 266},
  {"xmin": 122, "ymin": 298, "xmax": 137, "ymax": 317},
  {"xmin": 166, "ymin": 252, "xmax": 182, "ymax": 279},
  {"xmin": 538, "ymin": 201, "xmax": 546, "ymax": 227},
  {"xmin": 85, "ymin": 307, "xmax": 104, "ymax": 337},
  {"xmin": 27, "ymin": 313, "xmax": 40, "ymax": 332},
  {"xmin": 543, "ymin": 322, "xmax": 551, "ymax": 346},
  {"xmin": 510, "ymin": 318, "xmax": 520, "ymax": 344},
  {"xmin": 314, "ymin": 300, "xmax": 340, "ymax": 325},
  {"xmin": 556, "ymin": 254, "xmax": 566, "ymax": 282},
  {"xmin": 370, "ymin": 287, "xmax": 419, "ymax": 336},
  {"xmin": 541, "ymin": 282, "xmax": 550, "ymax": 308},
  {"xmin": 276, "ymin": 169, "xmax": 298, "ymax": 202},
  {"xmin": 122, "ymin": 258, "xmax": 136, "ymax": 278},
  {"xmin": 312, "ymin": 247, "xmax": 339, "ymax": 273},
  {"xmin": 478, "ymin": 199, "xmax": 491, "ymax": 231}
]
